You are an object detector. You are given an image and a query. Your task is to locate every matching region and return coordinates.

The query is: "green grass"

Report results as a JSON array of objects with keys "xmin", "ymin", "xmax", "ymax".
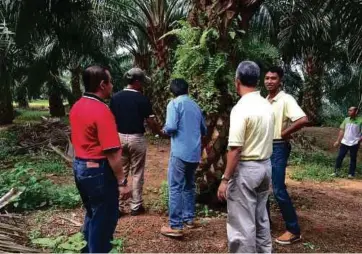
[
  {"xmin": 14, "ymin": 155, "xmax": 70, "ymax": 175},
  {"xmin": 289, "ymin": 148, "xmax": 361, "ymax": 181},
  {"xmin": 13, "ymin": 100, "xmax": 49, "ymax": 109},
  {"xmin": 29, "ymin": 100, "xmax": 49, "ymax": 108},
  {"xmin": 290, "ymin": 163, "xmax": 335, "ymax": 182},
  {"xmin": 14, "ymin": 108, "xmax": 50, "ymax": 123}
]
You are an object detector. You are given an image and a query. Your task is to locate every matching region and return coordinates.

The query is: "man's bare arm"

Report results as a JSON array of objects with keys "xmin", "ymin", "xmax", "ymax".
[
  {"xmin": 223, "ymin": 147, "xmax": 241, "ymax": 180},
  {"xmin": 217, "ymin": 146, "xmax": 241, "ymax": 201},
  {"xmin": 334, "ymin": 129, "xmax": 344, "ymax": 147},
  {"xmin": 105, "ymin": 148, "xmax": 125, "ymax": 184},
  {"xmin": 146, "ymin": 117, "xmax": 169, "ymax": 137},
  {"xmin": 281, "ymin": 116, "xmax": 309, "ymax": 139}
]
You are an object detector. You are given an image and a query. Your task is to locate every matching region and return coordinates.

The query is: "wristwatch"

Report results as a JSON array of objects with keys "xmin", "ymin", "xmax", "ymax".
[
  {"xmin": 118, "ymin": 178, "xmax": 127, "ymax": 187},
  {"xmin": 221, "ymin": 174, "xmax": 230, "ymax": 182}
]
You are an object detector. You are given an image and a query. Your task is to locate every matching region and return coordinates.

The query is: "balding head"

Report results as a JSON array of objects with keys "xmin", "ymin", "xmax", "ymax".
[{"xmin": 235, "ymin": 61, "xmax": 260, "ymax": 87}]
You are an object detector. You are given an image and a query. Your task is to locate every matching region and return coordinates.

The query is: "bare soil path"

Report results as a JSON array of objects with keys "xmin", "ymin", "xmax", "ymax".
[{"xmin": 27, "ymin": 138, "xmax": 362, "ymax": 252}]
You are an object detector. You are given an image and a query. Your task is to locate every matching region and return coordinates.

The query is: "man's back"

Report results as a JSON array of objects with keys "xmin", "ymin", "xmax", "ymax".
[
  {"xmin": 164, "ymin": 95, "xmax": 207, "ymax": 163},
  {"xmin": 110, "ymin": 89, "xmax": 153, "ymax": 134},
  {"xmin": 229, "ymin": 91, "xmax": 274, "ymax": 161}
]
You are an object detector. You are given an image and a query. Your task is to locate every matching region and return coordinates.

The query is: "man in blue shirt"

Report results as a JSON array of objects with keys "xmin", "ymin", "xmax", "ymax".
[{"xmin": 160, "ymin": 78, "xmax": 207, "ymax": 238}]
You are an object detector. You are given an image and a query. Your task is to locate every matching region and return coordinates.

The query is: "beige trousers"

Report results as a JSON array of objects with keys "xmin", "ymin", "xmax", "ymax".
[
  {"xmin": 119, "ymin": 133, "xmax": 147, "ymax": 211},
  {"xmin": 227, "ymin": 160, "xmax": 272, "ymax": 253}
]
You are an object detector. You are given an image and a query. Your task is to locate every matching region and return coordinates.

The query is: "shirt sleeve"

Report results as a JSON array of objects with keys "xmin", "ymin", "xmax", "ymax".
[
  {"xmin": 285, "ymin": 95, "xmax": 306, "ymax": 122},
  {"xmin": 96, "ymin": 107, "xmax": 121, "ymax": 151},
  {"xmin": 142, "ymin": 97, "xmax": 154, "ymax": 118},
  {"xmin": 200, "ymin": 113, "xmax": 207, "ymax": 136},
  {"xmin": 163, "ymin": 100, "xmax": 179, "ymax": 135},
  {"xmin": 228, "ymin": 106, "xmax": 247, "ymax": 147},
  {"xmin": 340, "ymin": 118, "xmax": 347, "ymax": 130}
]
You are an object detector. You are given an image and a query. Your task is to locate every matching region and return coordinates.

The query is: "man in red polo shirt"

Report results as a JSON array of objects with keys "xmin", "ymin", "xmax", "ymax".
[{"xmin": 70, "ymin": 65, "xmax": 131, "ymax": 253}]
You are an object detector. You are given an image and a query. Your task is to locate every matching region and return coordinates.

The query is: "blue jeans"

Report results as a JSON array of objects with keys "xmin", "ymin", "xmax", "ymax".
[
  {"xmin": 73, "ymin": 158, "xmax": 119, "ymax": 253},
  {"xmin": 168, "ymin": 156, "xmax": 198, "ymax": 229},
  {"xmin": 335, "ymin": 144, "xmax": 359, "ymax": 176},
  {"xmin": 271, "ymin": 142, "xmax": 300, "ymax": 235}
]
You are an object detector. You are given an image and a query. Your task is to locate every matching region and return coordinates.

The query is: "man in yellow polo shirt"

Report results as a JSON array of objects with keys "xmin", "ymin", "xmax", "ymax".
[
  {"xmin": 265, "ymin": 66, "xmax": 309, "ymax": 245},
  {"xmin": 217, "ymin": 61, "xmax": 274, "ymax": 253}
]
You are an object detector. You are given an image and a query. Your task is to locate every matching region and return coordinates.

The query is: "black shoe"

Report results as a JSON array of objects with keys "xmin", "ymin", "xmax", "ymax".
[{"xmin": 131, "ymin": 205, "xmax": 146, "ymax": 216}]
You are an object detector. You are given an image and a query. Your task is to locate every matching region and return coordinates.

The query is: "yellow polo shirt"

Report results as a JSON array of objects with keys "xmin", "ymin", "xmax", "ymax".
[
  {"xmin": 228, "ymin": 91, "xmax": 274, "ymax": 161},
  {"xmin": 266, "ymin": 91, "xmax": 306, "ymax": 139}
]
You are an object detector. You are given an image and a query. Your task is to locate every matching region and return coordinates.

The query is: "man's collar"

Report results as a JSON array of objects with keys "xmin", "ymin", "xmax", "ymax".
[
  {"xmin": 267, "ymin": 90, "xmax": 285, "ymax": 102},
  {"xmin": 238, "ymin": 91, "xmax": 260, "ymax": 103},
  {"xmin": 83, "ymin": 92, "xmax": 107, "ymax": 105},
  {"xmin": 124, "ymin": 88, "xmax": 140, "ymax": 93}
]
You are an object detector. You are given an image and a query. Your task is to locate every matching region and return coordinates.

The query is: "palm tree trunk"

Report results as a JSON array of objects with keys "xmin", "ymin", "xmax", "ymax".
[
  {"xmin": 69, "ymin": 65, "xmax": 82, "ymax": 107},
  {"xmin": 302, "ymin": 56, "xmax": 323, "ymax": 125},
  {"xmin": 0, "ymin": 84, "xmax": 14, "ymax": 125},
  {"xmin": 16, "ymin": 86, "xmax": 29, "ymax": 108},
  {"xmin": 49, "ymin": 92, "xmax": 65, "ymax": 117},
  {"xmin": 48, "ymin": 75, "xmax": 65, "ymax": 117},
  {"xmin": 0, "ymin": 58, "xmax": 14, "ymax": 125},
  {"xmin": 183, "ymin": 0, "xmax": 263, "ymax": 203},
  {"xmin": 134, "ymin": 53, "xmax": 151, "ymax": 71}
]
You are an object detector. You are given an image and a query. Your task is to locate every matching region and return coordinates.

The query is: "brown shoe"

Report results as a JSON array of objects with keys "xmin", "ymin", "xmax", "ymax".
[
  {"xmin": 276, "ymin": 231, "xmax": 302, "ymax": 245},
  {"xmin": 160, "ymin": 226, "xmax": 183, "ymax": 238}
]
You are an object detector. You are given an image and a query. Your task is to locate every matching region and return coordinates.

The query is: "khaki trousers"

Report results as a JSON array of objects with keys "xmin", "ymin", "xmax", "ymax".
[
  {"xmin": 227, "ymin": 160, "xmax": 272, "ymax": 253},
  {"xmin": 119, "ymin": 133, "xmax": 146, "ymax": 211}
]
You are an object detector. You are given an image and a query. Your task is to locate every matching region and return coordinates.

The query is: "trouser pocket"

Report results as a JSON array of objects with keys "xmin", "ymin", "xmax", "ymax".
[{"xmin": 75, "ymin": 167, "xmax": 106, "ymax": 203}]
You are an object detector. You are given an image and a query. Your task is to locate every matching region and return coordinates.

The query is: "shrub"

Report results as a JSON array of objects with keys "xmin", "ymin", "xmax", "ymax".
[
  {"xmin": 160, "ymin": 180, "xmax": 169, "ymax": 211},
  {"xmin": 0, "ymin": 165, "xmax": 80, "ymax": 210},
  {"xmin": 289, "ymin": 148, "xmax": 356, "ymax": 181},
  {"xmin": 0, "ymin": 130, "xmax": 17, "ymax": 160}
]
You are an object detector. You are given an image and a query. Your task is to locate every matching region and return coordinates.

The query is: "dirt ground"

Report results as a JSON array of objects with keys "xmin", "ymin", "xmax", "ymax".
[{"xmin": 27, "ymin": 135, "xmax": 362, "ymax": 253}]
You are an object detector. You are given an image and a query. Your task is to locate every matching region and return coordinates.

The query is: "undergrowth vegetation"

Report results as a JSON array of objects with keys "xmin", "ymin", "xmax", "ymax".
[
  {"xmin": 0, "ymin": 127, "xmax": 80, "ymax": 211},
  {"xmin": 0, "ymin": 164, "xmax": 80, "ymax": 210},
  {"xmin": 30, "ymin": 232, "xmax": 125, "ymax": 253},
  {"xmin": 14, "ymin": 108, "xmax": 50, "ymax": 123},
  {"xmin": 289, "ymin": 148, "xmax": 359, "ymax": 181}
]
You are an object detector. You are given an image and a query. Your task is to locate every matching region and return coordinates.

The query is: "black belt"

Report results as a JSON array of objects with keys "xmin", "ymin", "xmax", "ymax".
[{"xmin": 273, "ymin": 139, "xmax": 288, "ymax": 143}]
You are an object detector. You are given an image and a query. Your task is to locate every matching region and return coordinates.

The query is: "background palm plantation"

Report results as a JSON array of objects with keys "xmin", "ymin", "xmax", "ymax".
[{"xmin": 1, "ymin": 0, "xmax": 362, "ymax": 190}]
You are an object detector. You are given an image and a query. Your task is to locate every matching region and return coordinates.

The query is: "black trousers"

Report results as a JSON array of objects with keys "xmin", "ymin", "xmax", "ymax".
[{"xmin": 335, "ymin": 144, "xmax": 359, "ymax": 176}]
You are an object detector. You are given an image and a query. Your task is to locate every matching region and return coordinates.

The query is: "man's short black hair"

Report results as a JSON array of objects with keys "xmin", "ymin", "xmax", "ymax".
[
  {"xmin": 170, "ymin": 78, "xmax": 189, "ymax": 96},
  {"xmin": 82, "ymin": 65, "xmax": 110, "ymax": 93},
  {"xmin": 235, "ymin": 61, "xmax": 260, "ymax": 87},
  {"xmin": 266, "ymin": 66, "xmax": 284, "ymax": 79}
]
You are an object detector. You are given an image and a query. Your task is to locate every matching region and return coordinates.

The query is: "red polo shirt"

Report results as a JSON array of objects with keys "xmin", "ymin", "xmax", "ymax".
[{"xmin": 69, "ymin": 93, "xmax": 121, "ymax": 159}]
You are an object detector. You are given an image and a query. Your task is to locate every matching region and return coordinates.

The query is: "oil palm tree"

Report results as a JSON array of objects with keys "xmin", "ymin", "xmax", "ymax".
[
  {"xmin": 0, "ymin": 0, "xmax": 19, "ymax": 124},
  {"xmin": 106, "ymin": 0, "xmax": 189, "ymax": 71},
  {"xmin": 14, "ymin": 0, "xmax": 106, "ymax": 116}
]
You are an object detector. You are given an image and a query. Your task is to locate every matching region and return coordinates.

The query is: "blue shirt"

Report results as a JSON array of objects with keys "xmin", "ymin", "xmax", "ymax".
[{"xmin": 163, "ymin": 95, "xmax": 207, "ymax": 163}]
